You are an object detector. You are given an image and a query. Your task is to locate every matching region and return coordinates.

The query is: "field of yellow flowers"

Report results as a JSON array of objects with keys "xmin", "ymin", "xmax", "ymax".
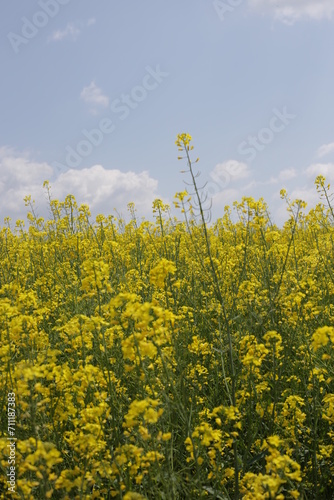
[{"xmin": 1, "ymin": 135, "xmax": 334, "ymax": 499}]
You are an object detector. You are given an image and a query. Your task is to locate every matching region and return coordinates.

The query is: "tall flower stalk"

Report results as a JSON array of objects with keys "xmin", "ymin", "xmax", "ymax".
[{"xmin": 176, "ymin": 133, "xmax": 239, "ymax": 498}]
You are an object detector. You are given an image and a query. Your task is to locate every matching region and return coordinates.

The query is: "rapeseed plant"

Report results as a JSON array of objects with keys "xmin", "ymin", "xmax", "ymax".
[{"xmin": 0, "ymin": 135, "xmax": 333, "ymax": 498}]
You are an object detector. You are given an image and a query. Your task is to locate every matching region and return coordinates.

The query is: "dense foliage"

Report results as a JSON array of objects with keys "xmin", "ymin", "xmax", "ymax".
[{"xmin": 0, "ymin": 135, "xmax": 334, "ymax": 499}]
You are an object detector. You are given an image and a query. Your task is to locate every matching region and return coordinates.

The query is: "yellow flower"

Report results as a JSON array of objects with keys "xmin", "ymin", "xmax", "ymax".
[
  {"xmin": 124, "ymin": 492, "xmax": 146, "ymax": 500},
  {"xmin": 175, "ymin": 132, "xmax": 192, "ymax": 148},
  {"xmin": 149, "ymin": 258, "xmax": 176, "ymax": 287},
  {"xmin": 267, "ymin": 435, "xmax": 282, "ymax": 448},
  {"xmin": 311, "ymin": 326, "xmax": 334, "ymax": 351}
]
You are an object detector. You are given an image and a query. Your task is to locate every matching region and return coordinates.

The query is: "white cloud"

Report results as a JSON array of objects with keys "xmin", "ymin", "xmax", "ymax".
[
  {"xmin": 210, "ymin": 160, "xmax": 250, "ymax": 184},
  {"xmin": 228, "ymin": 168, "xmax": 296, "ymax": 192},
  {"xmin": 80, "ymin": 81, "xmax": 109, "ymax": 110},
  {"xmin": 0, "ymin": 147, "xmax": 53, "ymax": 217},
  {"xmin": 306, "ymin": 162, "xmax": 334, "ymax": 181},
  {"xmin": 273, "ymin": 186, "xmax": 318, "ymax": 224},
  {"xmin": 212, "ymin": 188, "xmax": 242, "ymax": 208},
  {"xmin": 52, "ymin": 165, "xmax": 159, "ymax": 216},
  {"xmin": 248, "ymin": 0, "xmax": 334, "ymax": 23},
  {"xmin": 278, "ymin": 168, "xmax": 297, "ymax": 181},
  {"xmin": 0, "ymin": 146, "xmax": 53, "ymax": 188},
  {"xmin": 275, "ymin": 185, "xmax": 319, "ymax": 226},
  {"xmin": 205, "ymin": 157, "xmax": 334, "ymax": 226},
  {"xmin": 49, "ymin": 23, "xmax": 81, "ymax": 42},
  {"xmin": 208, "ymin": 158, "xmax": 332, "ymax": 226},
  {"xmin": 49, "ymin": 18, "xmax": 96, "ymax": 42},
  {"xmin": 269, "ymin": 161, "xmax": 334, "ymax": 225},
  {"xmin": 270, "ymin": 162, "xmax": 334, "ymax": 225},
  {"xmin": 317, "ymin": 142, "xmax": 334, "ymax": 158},
  {"xmin": 0, "ymin": 149, "xmax": 160, "ymax": 224},
  {"xmin": 288, "ymin": 187, "xmax": 320, "ymax": 205}
]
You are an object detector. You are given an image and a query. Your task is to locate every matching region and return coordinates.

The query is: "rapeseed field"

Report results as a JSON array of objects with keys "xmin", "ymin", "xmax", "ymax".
[{"xmin": 0, "ymin": 134, "xmax": 333, "ymax": 499}]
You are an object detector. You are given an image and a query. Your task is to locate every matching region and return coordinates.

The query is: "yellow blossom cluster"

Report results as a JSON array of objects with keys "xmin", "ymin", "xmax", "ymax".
[{"xmin": 0, "ymin": 144, "xmax": 334, "ymax": 498}]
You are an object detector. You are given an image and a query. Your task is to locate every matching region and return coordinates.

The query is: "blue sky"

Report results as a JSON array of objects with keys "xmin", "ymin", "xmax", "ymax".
[{"xmin": 1, "ymin": 0, "xmax": 334, "ymax": 226}]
